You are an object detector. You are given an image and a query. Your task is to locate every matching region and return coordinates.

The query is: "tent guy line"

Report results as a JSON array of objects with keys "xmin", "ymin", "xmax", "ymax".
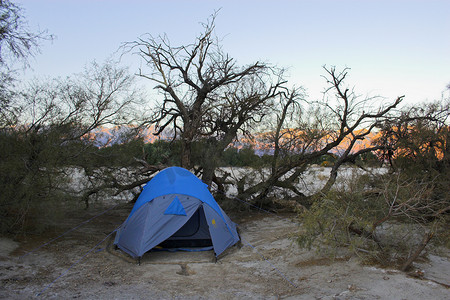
[
  {"xmin": 24, "ymin": 167, "xmax": 299, "ymax": 296},
  {"xmin": 18, "ymin": 169, "xmax": 293, "ymax": 261},
  {"xmin": 114, "ymin": 167, "xmax": 240, "ymax": 258},
  {"xmin": 35, "ymin": 224, "xmax": 297, "ymax": 297}
]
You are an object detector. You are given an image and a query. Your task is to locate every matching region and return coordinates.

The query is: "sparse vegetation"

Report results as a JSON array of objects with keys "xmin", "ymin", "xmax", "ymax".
[
  {"xmin": 0, "ymin": 61, "xmax": 141, "ymax": 232},
  {"xmin": 296, "ymin": 98, "xmax": 450, "ymax": 269},
  {"xmin": 0, "ymin": 1, "xmax": 448, "ymax": 274}
]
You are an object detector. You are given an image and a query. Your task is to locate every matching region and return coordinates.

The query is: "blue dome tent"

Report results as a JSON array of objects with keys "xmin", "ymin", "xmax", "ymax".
[{"xmin": 114, "ymin": 167, "xmax": 240, "ymax": 259}]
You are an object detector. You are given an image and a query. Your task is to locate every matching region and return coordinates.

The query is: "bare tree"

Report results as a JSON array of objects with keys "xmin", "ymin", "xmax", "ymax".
[
  {"xmin": 234, "ymin": 66, "xmax": 403, "ymax": 207},
  {"xmin": 0, "ymin": 0, "xmax": 52, "ymax": 128},
  {"xmin": 17, "ymin": 60, "xmax": 140, "ymax": 140},
  {"xmin": 293, "ymin": 85, "xmax": 449, "ymax": 271},
  {"xmin": 126, "ymin": 14, "xmax": 286, "ymax": 186},
  {"xmin": 376, "ymin": 99, "xmax": 450, "ymax": 171},
  {"xmin": 0, "ymin": 60, "xmax": 142, "ymax": 232},
  {"xmin": 0, "ymin": 0, "xmax": 52, "ymax": 67}
]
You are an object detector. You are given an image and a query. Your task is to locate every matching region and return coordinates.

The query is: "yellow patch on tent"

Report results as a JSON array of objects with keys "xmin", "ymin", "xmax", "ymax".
[{"xmin": 211, "ymin": 219, "xmax": 216, "ymax": 227}]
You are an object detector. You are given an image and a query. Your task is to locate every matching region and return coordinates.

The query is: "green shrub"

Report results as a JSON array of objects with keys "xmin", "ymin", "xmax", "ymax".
[{"xmin": 296, "ymin": 169, "xmax": 448, "ymax": 267}]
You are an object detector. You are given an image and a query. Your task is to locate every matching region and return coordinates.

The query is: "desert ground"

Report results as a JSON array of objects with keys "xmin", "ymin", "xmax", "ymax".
[{"xmin": 1, "ymin": 201, "xmax": 449, "ymax": 299}]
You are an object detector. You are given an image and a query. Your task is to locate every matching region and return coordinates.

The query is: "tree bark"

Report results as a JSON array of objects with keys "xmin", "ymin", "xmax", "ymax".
[
  {"xmin": 180, "ymin": 139, "xmax": 192, "ymax": 169},
  {"xmin": 401, "ymin": 232, "xmax": 433, "ymax": 272}
]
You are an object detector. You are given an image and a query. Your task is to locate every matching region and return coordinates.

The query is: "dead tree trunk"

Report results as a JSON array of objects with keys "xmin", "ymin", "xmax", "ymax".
[{"xmin": 401, "ymin": 232, "xmax": 433, "ymax": 271}]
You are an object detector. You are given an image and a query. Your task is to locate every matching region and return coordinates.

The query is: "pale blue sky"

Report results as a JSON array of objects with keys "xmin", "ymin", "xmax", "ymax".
[{"xmin": 16, "ymin": 0, "xmax": 450, "ymax": 105}]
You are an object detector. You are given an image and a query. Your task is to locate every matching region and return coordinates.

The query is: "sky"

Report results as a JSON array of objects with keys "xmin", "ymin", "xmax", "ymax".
[{"xmin": 15, "ymin": 0, "xmax": 450, "ymax": 105}]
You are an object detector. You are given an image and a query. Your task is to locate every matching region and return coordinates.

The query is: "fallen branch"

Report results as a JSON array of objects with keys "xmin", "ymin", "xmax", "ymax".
[{"xmin": 401, "ymin": 231, "xmax": 434, "ymax": 272}]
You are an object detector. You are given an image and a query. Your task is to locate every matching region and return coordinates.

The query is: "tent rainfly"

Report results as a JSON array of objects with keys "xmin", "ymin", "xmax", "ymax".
[{"xmin": 114, "ymin": 167, "xmax": 240, "ymax": 259}]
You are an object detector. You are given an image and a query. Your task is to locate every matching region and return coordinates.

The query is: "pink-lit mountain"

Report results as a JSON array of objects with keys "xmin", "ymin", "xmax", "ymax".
[{"xmin": 89, "ymin": 125, "xmax": 378, "ymax": 156}]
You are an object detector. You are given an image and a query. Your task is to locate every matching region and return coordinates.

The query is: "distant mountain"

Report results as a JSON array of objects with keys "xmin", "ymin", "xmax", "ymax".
[
  {"xmin": 88, "ymin": 125, "xmax": 172, "ymax": 147},
  {"xmin": 89, "ymin": 125, "xmax": 378, "ymax": 155}
]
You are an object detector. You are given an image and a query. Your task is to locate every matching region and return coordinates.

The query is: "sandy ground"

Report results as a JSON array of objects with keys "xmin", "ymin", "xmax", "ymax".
[{"xmin": 0, "ymin": 204, "xmax": 449, "ymax": 299}]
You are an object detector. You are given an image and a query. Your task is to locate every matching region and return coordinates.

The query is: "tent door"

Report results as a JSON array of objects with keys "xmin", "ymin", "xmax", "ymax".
[{"xmin": 158, "ymin": 205, "xmax": 212, "ymax": 248}]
